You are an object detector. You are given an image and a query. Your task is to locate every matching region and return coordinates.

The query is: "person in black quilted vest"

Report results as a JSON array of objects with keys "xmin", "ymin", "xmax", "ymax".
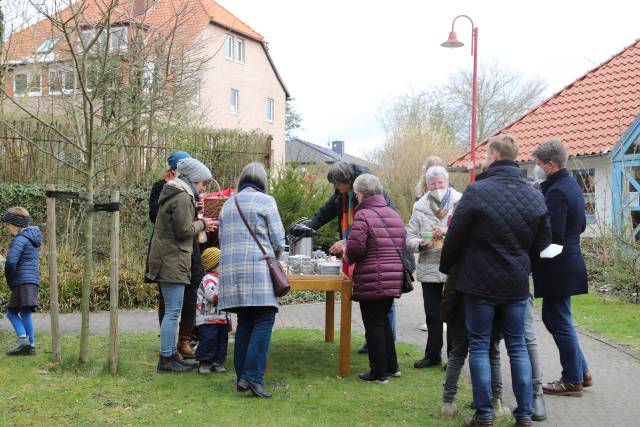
[
  {"xmin": 440, "ymin": 134, "xmax": 551, "ymax": 427},
  {"xmin": 532, "ymin": 140, "xmax": 593, "ymax": 397}
]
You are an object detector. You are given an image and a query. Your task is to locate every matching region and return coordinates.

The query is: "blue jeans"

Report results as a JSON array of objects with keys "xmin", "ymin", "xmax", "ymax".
[
  {"xmin": 159, "ymin": 282, "xmax": 185, "ymax": 357},
  {"xmin": 541, "ymin": 296, "xmax": 588, "ymax": 384},
  {"xmin": 389, "ymin": 300, "xmax": 397, "ymax": 340},
  {"xmin": 6, "ymin": 308, "xmax": 35, "ymax": 345},
  {"xmin": 234, "ymin": 306, "xmax": 277, "ymax": 384},
  {"xmin": 465, "ymin": 295, "xmax": 532, "ymax": 421},
  {"xmin": 525, "ymin": 293, "xmax": 543, "ymax": 395}
]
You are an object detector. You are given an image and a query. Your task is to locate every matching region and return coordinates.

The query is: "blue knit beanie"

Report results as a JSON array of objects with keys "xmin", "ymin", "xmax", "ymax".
[{"xmin": 167, "ymin": 151, "xmax": 191, "ymax": 171}]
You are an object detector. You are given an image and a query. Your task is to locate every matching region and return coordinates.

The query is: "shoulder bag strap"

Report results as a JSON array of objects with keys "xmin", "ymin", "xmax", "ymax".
[{"xmin": 234, "ymin": 196, "xmax": 267, "ymax": 257}]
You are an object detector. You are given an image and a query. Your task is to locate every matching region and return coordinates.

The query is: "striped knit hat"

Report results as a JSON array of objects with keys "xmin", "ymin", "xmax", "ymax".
[
  {"xmin": 201, "ymin": 247, "xmax": 221, "ymax": 271},
  {"xmin": 2, "ymin": 209, "xmax": 31, "ymax": 228}
]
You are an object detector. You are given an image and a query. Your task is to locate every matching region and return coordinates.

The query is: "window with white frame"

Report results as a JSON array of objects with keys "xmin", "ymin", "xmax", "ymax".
[
  {"xmin": 224, "ymin": 34, "xmax": 234, "ymax": 60},
  {"xmin": 80, "ymin": 29, "xmax": 94, "ymax": 52},
  {"xmin": 266, "ymin": 98, "xmax": 274, "ymax": 122},
  {"xmin": 230, "ymin": 89, "xmax": 239, "ymax": 114},
  {"xmin": 571, "ymin": 168, "xmax": 596, "ymax": 222},
  {"xmin": 236, "ymin": 38, "xmax": 245, "ymax": 64},
  {"xmin": 191, "ymin": 79, "xmax": 201, "ymax": 106},
  {"xmin": 48, "ymin": 70, "xmax": 62, "ymax": 95},
  {"xmin": 13, "ymin": 73, "xmax": 28, "ymax": 96},
  {"xmin": 61, "ymin": 70, "xmax": 75, "ymax": 93},
  {"xmin": 143, "ymin": 61, "xmax": 156, "ymax": 93},
  {"xmin": 49, "ymin": 70, "xmax": 75, "ymax": 95},
  {"xmin": 108, "ymin": 27, "xmax": 128, "ymax": 52},
  {"xmin": 28, "ymin": 72, "xmax": 42, "ymax": 96}
]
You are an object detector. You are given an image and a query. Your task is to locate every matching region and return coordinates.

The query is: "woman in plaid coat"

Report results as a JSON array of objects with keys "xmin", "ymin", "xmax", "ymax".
[{"xmin": 218, "ymin": 162, "xmax": 285, "ymax": 399}]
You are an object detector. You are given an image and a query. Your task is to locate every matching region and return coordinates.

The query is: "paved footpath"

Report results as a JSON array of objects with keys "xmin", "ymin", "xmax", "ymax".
[{"xmin": 2, "ymin": 286, "xmax": 639, "ymax": 426}]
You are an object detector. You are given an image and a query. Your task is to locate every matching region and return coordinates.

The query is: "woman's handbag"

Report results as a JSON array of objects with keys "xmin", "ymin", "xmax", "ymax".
[
  {"xmin": 369, "ymin": 209, "xmax": 415, "ymax": 294},
  {"xmin": 234, "ymin": 197, "xmax": 290, "ymax": 297}
]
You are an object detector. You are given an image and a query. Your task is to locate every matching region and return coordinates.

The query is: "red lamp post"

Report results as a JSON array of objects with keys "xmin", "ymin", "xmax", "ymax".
[{"xmin": 441, "ymin": 15, "xmax": 478, "ymax": 183}]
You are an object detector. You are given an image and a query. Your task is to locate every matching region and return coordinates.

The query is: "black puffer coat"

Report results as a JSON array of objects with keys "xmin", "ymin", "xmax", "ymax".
[{"xmin": 439, "ymin": 160, "xmax": 551, "ymax": 300}]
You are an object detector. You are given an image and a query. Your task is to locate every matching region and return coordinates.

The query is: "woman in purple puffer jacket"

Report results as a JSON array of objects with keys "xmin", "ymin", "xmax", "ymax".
[{"xmin": 344, "ymin": 174, "xmax": 405, "ymax": 384}]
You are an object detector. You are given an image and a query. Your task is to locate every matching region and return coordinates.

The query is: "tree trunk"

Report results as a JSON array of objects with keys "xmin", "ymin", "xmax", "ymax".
[{"xmin": 79, "ymin": 171, "xmax": 94, "ymax": 364}]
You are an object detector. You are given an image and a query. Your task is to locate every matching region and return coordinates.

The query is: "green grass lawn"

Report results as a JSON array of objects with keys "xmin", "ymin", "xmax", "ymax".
[
  {"xmin": 572, "ymin": 293, "xmax": 640, "ymax": 351},
  {"xmin": 0, "ymin": 328, "xmax": 493, "ymax": 426}
]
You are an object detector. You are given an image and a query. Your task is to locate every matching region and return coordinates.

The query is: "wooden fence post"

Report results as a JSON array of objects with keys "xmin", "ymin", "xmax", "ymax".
[
  {"xmin": 108, "ymin": 190, "xmax": 120, "ymax": 375},
  {"xmin": 46, "ymin": 185, "xmax": 61, "ymax": 364}
]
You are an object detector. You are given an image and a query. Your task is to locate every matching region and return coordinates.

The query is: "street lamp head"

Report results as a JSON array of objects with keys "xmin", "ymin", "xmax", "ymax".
[{"xmin": 441, "ymin": 31, "xmax": 464, "ymax": 48}]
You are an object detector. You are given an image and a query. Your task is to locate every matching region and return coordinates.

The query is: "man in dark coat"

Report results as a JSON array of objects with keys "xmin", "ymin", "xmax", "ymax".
[
  {"xmin": 147, "ymin": 150, "xmax": 205, "ymax": 360},
  {"xmin": 439, "ymin": 135, "xmax": 551, "ymax": 427},
  {"xmin": 532, "ymin": 140, "xmax": 592, "ymax": 397}
]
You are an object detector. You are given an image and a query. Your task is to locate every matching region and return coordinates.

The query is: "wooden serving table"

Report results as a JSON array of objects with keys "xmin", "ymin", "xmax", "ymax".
[{"xmin": 287, "ymin": 274, "xmax": 353, "ymax": 377}]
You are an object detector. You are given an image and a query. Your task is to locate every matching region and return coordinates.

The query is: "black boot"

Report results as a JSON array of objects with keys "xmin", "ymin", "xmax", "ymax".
[
  {"xmin": 414, "ymin": 355, "xmax": 441, "ymax": 368},
  {"xmin": 246, "ymin": 380, "xmax": 272, "ymax": 398},
  {"xmin": 237, "ymin": 378, "xmax": 249, "ymax": 392},
  {"xmin": 173, "ymin": 353, "xmax": 196, "ymax": 368},
  {"xmin": 157, "ymin": 355, "xmax": 193, "ymax": 373}
]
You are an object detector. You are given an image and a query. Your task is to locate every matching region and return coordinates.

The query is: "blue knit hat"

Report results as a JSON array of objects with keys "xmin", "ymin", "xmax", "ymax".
[{"xmin": 167, "ymin": 151, "xmax": 191, "ymax": 171}]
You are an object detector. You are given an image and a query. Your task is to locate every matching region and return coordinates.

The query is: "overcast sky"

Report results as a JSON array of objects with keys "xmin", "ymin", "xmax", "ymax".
[{"xmin": 221, "ymin": 0, "xmax": 640, "ymax": 156}]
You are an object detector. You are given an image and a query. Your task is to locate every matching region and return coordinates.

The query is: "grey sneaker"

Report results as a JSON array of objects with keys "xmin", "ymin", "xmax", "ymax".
[
  {"xmin": 441, "ymin": 401, "xmax": 458, "ymax": 420},
  {"xmin": 212, "ymin": 364, "xmax": 227, "ymax": 373},
  {"xmin": 7, "ymin": 337, "xmax": 30, "ymax": 356},
  {"xmin": 198, "ymin": 362, "xmax": 212, "ymax": 375},
  {"xmin": 492, "ymin": 398, "xmax": 512, "ymax": 421}
]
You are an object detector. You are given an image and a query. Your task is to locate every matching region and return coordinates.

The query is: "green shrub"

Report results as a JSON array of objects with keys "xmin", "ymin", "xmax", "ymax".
[
  {"xmin": 582, "ymin": 235, "xmax": 640, "ymax": 303},
  {"xmin": 0, "ymin": 178, "xmax": 335, "ymax": 311},
  {"xmin": 270, "ymin": 163, "xmax": 339, "ymax": 252}
]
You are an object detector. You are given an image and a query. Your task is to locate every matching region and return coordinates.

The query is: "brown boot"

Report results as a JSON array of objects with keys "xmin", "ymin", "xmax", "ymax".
[
  {"xmin": 178, "ymin": 336, "xmax": 195, "ymax": 359},
  {"xmin": 464, "ymin": 417, "xmax": 494, "ymax": 427},
  {"xmin": 177, "ymin": 320, "xmax": 195, "ymax": 359},
  {"xmin": 542, "ymin": 379, "xmax": 583, "ymax": 396},
  {"xmin": 514, "ymin": 420, "xmax": 533, "ymax": 427},
  {"xmin": 583, "ymin": 370, "xmax": 593, "ymax": 387}
]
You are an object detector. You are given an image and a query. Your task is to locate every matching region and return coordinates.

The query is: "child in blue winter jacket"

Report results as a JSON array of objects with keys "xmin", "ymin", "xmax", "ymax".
[{"xmin": 2, "ymin": 207, "xmax": 41, "ymax": 356}]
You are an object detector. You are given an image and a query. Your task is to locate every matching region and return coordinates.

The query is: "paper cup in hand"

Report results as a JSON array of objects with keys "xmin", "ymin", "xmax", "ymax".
[{"xmin": 420, "ymin": 231, "xmax": 433, "ymax": 241}]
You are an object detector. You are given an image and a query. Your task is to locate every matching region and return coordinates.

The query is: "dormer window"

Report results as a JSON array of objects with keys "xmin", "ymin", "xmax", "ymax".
[{"xmin": 36, "ymin": 37, "xmax": 58, "ymax": 54}]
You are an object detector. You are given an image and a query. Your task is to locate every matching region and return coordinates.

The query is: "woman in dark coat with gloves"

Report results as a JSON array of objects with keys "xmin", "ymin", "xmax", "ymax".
[{"xmin": 343, "ymin": 174, "xmax": 405, "ymax": 384}]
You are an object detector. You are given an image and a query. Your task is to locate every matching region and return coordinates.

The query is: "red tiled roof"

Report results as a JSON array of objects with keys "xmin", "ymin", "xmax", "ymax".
[
  {"xmin": 451, "ymin": 38, "xmax": 640, "ymax": 167},
  {"xmin": 6, "ymin": 0, "xmax": 263, "ymax": 63}
]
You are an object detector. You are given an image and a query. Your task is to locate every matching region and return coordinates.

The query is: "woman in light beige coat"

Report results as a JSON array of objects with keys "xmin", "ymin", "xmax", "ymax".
[{"xmin": 406, "ymin": 165, "xmax": 461, "ymax": 368}]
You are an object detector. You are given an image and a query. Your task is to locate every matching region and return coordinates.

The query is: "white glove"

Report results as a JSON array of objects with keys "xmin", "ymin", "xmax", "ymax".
[{"xmin": 540, "ymin": 244, "xmax": 563, "ymax": 258}]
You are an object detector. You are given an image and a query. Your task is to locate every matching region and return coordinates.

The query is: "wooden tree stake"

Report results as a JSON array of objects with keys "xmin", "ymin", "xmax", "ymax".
[
  {"xmin": 46, "ymin": 185, "xmax": 61, "ymax": 364},
  {"xmin": 108, "ymin": 190, "xmax": 120, "ymax": 375}
]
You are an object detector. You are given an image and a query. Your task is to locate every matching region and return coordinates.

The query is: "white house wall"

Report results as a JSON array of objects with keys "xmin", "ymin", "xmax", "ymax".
[{"xmin": 521, "ymin": 155, "xmax": 611, "ymax": 237}]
